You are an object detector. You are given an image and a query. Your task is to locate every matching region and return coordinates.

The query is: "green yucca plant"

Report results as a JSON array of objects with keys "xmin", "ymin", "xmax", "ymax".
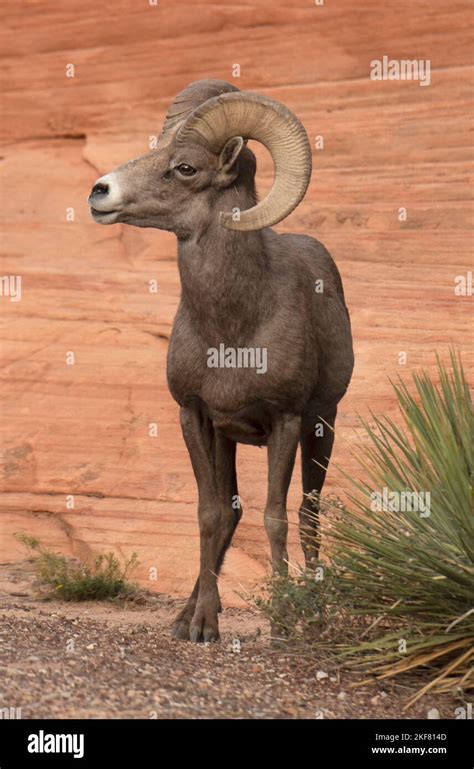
[
  {"xmin": 322, "ymin": 349, "xmax": 473, "ymax": 706},
  {"xmin": 263, "ymin": 350, "xmax": 473, "ymax": 707}
]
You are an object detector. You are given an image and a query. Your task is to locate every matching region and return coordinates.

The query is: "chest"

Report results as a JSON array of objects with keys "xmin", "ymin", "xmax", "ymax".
[{"xmin": 167, "ymin": 317, "xmax": 309, "ymax": 413}]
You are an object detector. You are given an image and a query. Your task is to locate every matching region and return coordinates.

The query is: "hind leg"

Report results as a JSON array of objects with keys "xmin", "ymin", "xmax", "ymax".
[{"xmin": 299, "ymin": 408, "xmax": 337, "ymax": 570}]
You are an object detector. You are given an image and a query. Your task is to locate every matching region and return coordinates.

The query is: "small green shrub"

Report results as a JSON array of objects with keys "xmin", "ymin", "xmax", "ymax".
[{"xmin": 15, "ymin": 533, "xmax": 139, "ymax": 601}]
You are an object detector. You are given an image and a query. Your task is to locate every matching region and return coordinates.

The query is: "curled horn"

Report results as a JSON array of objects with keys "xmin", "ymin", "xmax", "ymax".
[
  {"xmin": 159, "ymin": 79, "xmax": 240, "ymax": 141},
  {"xmin": 175, "ymin": 91, "xmax": 312, "ymax": 231}
]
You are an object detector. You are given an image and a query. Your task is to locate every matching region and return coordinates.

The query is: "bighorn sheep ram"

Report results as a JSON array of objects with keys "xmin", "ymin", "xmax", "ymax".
[{"xmin": 88, "ymin": 80, "xmax": 354, "ymax": 642}]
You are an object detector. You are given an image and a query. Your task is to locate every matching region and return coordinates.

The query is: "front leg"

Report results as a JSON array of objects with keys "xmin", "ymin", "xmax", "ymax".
[{"xmin": 173, "ymin": 404, "xmax": 238, "ymax": 643}]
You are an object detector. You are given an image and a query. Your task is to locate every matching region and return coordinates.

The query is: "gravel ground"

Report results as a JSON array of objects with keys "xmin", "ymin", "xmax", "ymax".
[{"xmin": 0, "ymin": 562, "xmax": 460, "ymax": 720}]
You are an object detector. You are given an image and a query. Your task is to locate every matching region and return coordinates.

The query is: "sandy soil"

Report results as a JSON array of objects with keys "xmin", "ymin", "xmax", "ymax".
[{"xmin": 0, "ymin": 561, "xmax": 460, "ymax": 720}]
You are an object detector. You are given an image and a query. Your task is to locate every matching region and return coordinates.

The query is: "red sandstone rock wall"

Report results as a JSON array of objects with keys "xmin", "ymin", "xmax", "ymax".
[{"xmin": 1, "ymin": 1, "xmax": 472, "ymax": 604}]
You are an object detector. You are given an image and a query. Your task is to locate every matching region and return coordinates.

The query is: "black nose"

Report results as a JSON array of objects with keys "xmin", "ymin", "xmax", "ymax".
[{"xmin": 91, "ymin": 182, "xmax": 109, "ymax": 196}]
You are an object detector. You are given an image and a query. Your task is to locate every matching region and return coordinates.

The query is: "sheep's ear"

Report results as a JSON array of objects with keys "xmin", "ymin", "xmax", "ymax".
[{"xmin": 215, "ymin": 136, "xmax": 245, "ymax": 187}]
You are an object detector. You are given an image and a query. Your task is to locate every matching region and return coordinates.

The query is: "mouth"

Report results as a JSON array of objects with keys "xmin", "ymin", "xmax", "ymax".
[{"xmin": 90, "ymin": 206, "xmax": 120, "ymax": 222}]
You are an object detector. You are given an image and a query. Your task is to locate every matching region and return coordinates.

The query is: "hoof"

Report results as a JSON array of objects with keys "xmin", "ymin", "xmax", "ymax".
[
  {"xmin": 171, "ymin": 619, "xmax": 191, "ymax": 641},
  {"xmin": 189, "ymin": 607, "xmax": 220, "ymax": 643},
  {"xmin": 189, "ymin": 625, "xmax": 220, "ymax": 644},
  {"xmin": 171, "ymin": 613, "xmax": 219, "ymax": 643}
]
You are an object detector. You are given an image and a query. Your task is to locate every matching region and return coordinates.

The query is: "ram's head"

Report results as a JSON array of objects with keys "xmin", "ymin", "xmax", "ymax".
[{"xmin": 88, "ymin": 79, "xmax": 311, "ymax": 235}]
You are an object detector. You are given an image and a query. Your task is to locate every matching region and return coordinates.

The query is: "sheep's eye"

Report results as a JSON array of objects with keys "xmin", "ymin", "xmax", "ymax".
[{"xmin": 176, "ymin": 163, "xmax": 196, "ymax": 177}]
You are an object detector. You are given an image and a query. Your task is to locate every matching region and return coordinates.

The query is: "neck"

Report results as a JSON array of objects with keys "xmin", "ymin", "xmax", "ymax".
[{"xmin": 176, "ymin": 186, "xmax": 271, "ymax": 344}]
